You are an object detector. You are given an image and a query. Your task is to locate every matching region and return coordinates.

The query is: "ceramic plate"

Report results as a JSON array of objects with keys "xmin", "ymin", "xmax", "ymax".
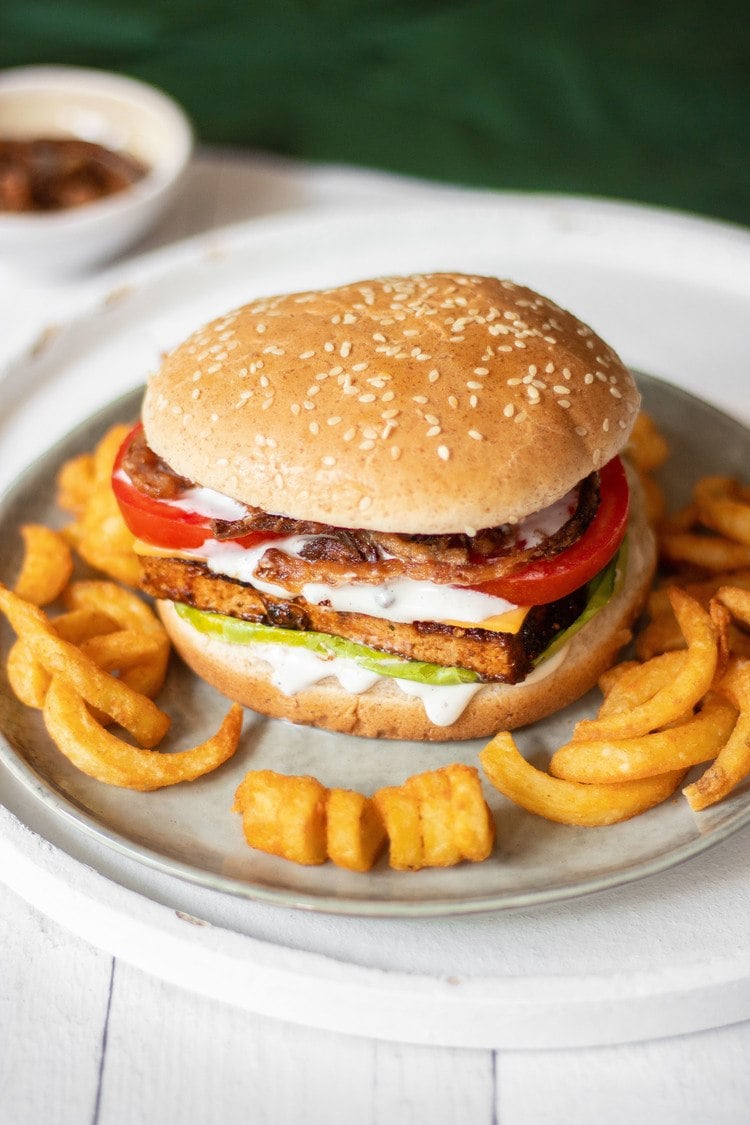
[
  {"xmin": 0, "ymin": 198, "xmax": 749, "ymax": 916},
  {"xmin": 1, "ymin": 373, "xmax": 749, "ymax": 915}
]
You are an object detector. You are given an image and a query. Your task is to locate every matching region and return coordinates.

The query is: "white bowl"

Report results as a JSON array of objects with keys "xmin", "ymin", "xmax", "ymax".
[{"xmin": 0, "ymin": 66, "xmax": 193, "ymax": 275}]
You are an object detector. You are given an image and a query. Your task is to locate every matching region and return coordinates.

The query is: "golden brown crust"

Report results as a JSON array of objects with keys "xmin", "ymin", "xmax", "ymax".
[
  {"xmin": 157, "ymin": 481, "xmax": 656, "ymax": 741},
  {"xmin": 142, "ymin": 273, "xmax": 639, "ymax": 535}
]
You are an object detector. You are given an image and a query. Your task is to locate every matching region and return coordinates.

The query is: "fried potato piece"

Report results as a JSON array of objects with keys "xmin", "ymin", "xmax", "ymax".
[
  {"xmin": 44, "ymin": 677, "xmax": 242, "ymax": 791},
  {"xmin": 660, "ymin": 532, "xmax": 750, "ymax": 574},
  {"xmin": 372, "ymin": 786, "xmax": 423, "ymax": 871},
  {"xmin": 13, "ymin": 524, "xmax": 73, "ymax": 606},
  {"xmin": 574, "ymin": 590, "xmax": 717, "ymax": 740},
  {"xmin": 694, "ymin": 476, "xmax": 750, "ymax": 546},
  {"xmin": 6, "ymin": 639, "xmax": 50, "ymax": 708},
  {"xmin": 626, "ymin": 412, "xmax": 670, "ymax": 474},
  {"xmin": 60, "ymin": 425, "xmax": 140, "ymax": 587},
  {"xmin": 233, "ymin": 770, "xmax": 328, "ymax": 865},
  {"xmin": 64, "ymin": 580, "xmax": 170, "ymax": 698},
  {"xmin": 5, "ymin": 606, "xmax": 120, "ymax": 710},
  {"xmin": 550, "ymin": 693, "xmax": 738, "ymax": 783},
  {"xmin": 0, "ymin": 584, "xmax": 169, "ymax": 747},
  {"xmin": 596, "ymin": 651, "xmax": 686, "ymax": 718},
  {"xmin": 374, "ymin": 765, "xmax": 494, "ymax": 870},
  {"xmin": 683, "ymin": 660, "xmax": 750, "ymax": 811},
  {"xmin": 56, "ymin": 452, "xmax": 95, "ymax": 516},
  {"xmin": 716, "ymin": 585, "xmax": 750, "ymax": 629},
  {"xmin": 480, "ymin": 732, "xmax": 685, "ymax": 827},
  {"xmin": 326, "ymin": 788, "xmax": 387, "ymax": 872}
]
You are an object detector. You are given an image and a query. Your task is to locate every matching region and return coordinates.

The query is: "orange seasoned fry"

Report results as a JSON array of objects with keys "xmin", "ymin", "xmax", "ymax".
[
  {"xmin": 233, "ymin": 770, "xmax": 328, "ymax": 865},
  {"xmin": 480, "ymin": 732, "xmax": 685, "ymax": 827},
  {"xmin": 626, "ymin": 412, "xmax": 670, "ymax": 473},
  {"xmin": 64, "ymin": 580, "xmax": 170, "ymax": 697},
  {"xmin": 693, "ymin": 476, "xmax": 750, "ymax": 546},
  {"xmin": 660, "ymin": 532, "xmax": 750, "ymax": 574},
  {"xmin": 0, "ymin": 584, "xmax": 169, "ymax": 747},
  {"xmin": 683, "ymin": 661, "xmax": 750, "ymax": 811},
  {"xmin": 14, "ymin": 524, "xmax": 73, "ymax": 606},
  {"xmin": 6, "ymin": 640, "xmax": 50, "ymax": 708},
  {"xmin": 56, "ymin": 452, "xmax": 94, "ymax": 516},
  {"xmin": 372, "ymin": 785, "xmax": 423, "ymax": 870},
  {"xmin": 716, "ymin": 585, "xmax": 750, "ymax": 628},
  {"xmin": 550, "ymin": 693, "xmax": 738, "ymax": 783},
  {"xmin": 596, "ymin": 651, "xmax": 686, "ymax": 718},
  {"xmin": 44, "ymin": 678, "xmax": 241, "ymax": 791},
  {"xmin": 574, "ymin": 590, "xmax": 717, "ymax": 740},
  {"xmin": 326, "ymin": 788, "xmax": 386, "ymax": 872}
]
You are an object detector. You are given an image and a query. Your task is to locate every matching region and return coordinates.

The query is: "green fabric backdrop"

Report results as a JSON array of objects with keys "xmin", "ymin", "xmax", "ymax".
[{"xmin": 2, "ymin": 1, "xmax": 748, "ymax": 225}]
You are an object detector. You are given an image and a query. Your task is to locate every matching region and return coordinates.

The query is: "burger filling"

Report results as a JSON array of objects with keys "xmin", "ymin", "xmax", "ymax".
[{"xmin": 113, "ymin": 426, "xmax": 630, "ymax": 697}]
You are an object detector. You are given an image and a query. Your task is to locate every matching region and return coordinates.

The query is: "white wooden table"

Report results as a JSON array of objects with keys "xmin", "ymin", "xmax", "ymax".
[{"xmin": 2, "ymin": 149, "xmax": 750, "ymax": 1125}]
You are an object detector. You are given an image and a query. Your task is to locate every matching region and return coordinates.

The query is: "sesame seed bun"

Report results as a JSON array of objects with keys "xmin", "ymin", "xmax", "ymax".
[
  {"xmin": 142, "ymin": 273, "xmax": 640, "ymax": 535},
  {"xmin": 156, "ymin": 475, "xmax": 656, "ymax": 741}
]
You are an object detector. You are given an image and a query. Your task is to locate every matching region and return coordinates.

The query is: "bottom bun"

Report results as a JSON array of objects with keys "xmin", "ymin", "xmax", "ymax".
[{"xmin": 157, "ymin": 487, "xmax": 656, "ymax": 742}]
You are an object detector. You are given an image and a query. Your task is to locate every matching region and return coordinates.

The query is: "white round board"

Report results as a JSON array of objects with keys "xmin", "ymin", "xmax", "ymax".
[{"xmin": 1, "ymin": 194, "xmax": 750, "ymax": 1047}]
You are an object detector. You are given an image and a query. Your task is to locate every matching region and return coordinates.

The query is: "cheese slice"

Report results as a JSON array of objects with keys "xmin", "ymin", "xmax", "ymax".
[
  {"xmin": 134, "ymin": 539, "xmax": 199, "ymax": 560},
  {"xmin": 443, "ymin": 607, "xmax": 529, "ymax": 634}
]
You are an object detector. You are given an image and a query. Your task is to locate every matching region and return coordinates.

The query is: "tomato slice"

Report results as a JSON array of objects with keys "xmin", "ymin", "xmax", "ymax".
[
  {"xmin": 470, "ymin": 457, "xmax": 630, "ymax": 606},
  {"xmin": 112, "ymin": 425, "xmax": 271, "ymax": 551}
]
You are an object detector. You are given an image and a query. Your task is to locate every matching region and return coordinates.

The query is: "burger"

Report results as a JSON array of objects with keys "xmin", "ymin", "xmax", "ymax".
[{"xmin": 112, "ymin": 273, "xmax": 656, "ymax": 741}]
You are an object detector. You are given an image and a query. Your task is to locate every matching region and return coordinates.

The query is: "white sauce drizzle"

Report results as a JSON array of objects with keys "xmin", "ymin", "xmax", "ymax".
[
  {"xmin": 224, "ymin": 632, "xmax": 570, "ymax": 727},
  {"xmin": 199, "ymin": 535, "xmax": 518, "ymax": 624}
]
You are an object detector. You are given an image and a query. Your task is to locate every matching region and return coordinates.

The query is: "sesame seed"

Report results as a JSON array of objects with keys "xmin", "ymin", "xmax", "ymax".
[
  {"xmin": 352, "ymin": 362, "xmax": 369, "ymax": 372},
  {"xmin": 553, "ymin": 385, "xmax": 570, "ymax": 395},
  {"xmin": 309, "ymin": 421, "xmax": 320, "ymax": 434},
  {"xmin": 437, "ymin": 445, "xmax": 450, "ymax": 461},
  {"xmin": 426, "ymin": 425, "xmax": 441, "ymax": 437},
  {"xmin": 610, "ymin": 387, "xmax": 622, "ymax": 398},
  {"xmin": 340, "ymin": 341, "xmax": 352, "ymax": 357},
  {"xmin": 381, "ymin": 408, "xmax": 399, "ymax": 419},
  {"xmin": 428, "ymin": 369, "xmax": 440, "ymax": 383},
  {"xmin": 412, "ymin": 395, "xmax": 428, "ymax": 404},
  {"xmin": 322, "ymin": 455, "xmax": 336, "ymax": 467},
  {"xmin": 381, "ymin": 390, "xmax": 395, "ymax": 402},
  {"xmin": 468, "ymin": 429, "xmax": 483, "ymax": 440},
  {"xmin": 343, "ymin": 427, "xmax": 356, "ymax": 442},
  {"xmin": 390, "ymin": 446, "xmax": 401, "ymax": 460},
  {"xmin": 324, "ymin": 342, "xmax": 335, "ymax": 353},
  {"xmin": 359, "ymin": 440, "xmax": 375, "ymax": 451},
  {"xmin": 424, "ymin": 413, "xmax": 439, "ymax": 425},
  {"xmin": 575, "ymin": 425, "xmax": 588, "ymax": 436},
  {"xmin": 359, "ymin": 393, "xmax": 376, "ymax": 403},
  {"xmin": 359, "ymin": 497, "xmax": 372, "ymax": 511},
  {"xmin": 448, "ymin": 395, "xmax": 458, "ymax": 409},
  {"xmin": 503, "ymin": 403, "xmax": 514, "ymax": 417},
  {"xmin": 299, "ymin": 350, "xmax": 315, "ymax": 360},
  {"xmin": 469, "ymin": 395, "xmax": 478, "ymax": 408},
  {"xmin": 558, "ymin": 399, "xmax": 571, "ymax": 409},
  {"xmin": 584, "ymin": 373, "xmax": 595, "ymax": 385},
  {"xmin": 290, "ymin": 403, "xmax": 301, "ymax": 416},
  {"xmin": 327, "ymin": 415, "xmax": 342, "ymax": 426},
  {"xmin": 473, "ymin": 367, "xmax": 489, "ymax": 376}
]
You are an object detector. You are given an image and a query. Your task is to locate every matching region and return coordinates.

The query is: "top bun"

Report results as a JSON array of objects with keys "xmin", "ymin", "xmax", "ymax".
[{"xmin": 142, "ymin": 273, "xmax": 640, "ymax": 535}]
